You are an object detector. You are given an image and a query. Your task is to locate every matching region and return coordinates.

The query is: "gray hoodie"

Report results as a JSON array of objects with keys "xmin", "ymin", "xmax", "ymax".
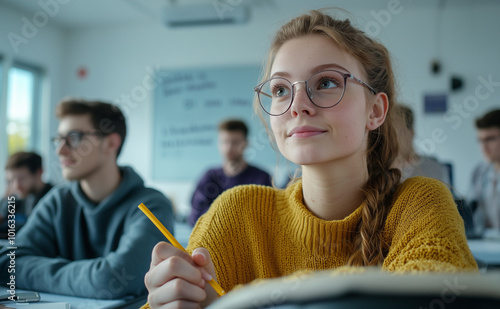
[{"xmin": 0, "ymin": 166, "xmax": 174, "ymax": 299}]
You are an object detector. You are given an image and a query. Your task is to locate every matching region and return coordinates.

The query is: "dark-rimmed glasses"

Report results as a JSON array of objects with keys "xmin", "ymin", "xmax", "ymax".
[
  {"xmin": 51, "ymin": 131, "xmax": 103, "ymax": 149},
  {"xmin": 254, "ymin": 69, "xmax": 377, "ymax": 116}
]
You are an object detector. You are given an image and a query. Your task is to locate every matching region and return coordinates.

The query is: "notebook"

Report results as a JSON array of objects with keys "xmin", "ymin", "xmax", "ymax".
[{"xmin": 1, "ymin": 302, "xmax": 69, "ymax": 308}]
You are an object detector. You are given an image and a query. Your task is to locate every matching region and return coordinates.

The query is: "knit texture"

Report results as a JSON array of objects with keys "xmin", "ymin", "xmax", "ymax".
[{"xmin": 141, "ymin": 176, "xmax": 477, "ymax": 309}]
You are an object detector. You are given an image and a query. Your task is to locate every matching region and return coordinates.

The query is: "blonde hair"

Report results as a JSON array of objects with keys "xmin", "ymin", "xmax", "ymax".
[{"xmin": 254, "ymin": 10, "xmax": 401, "ymax": 266}]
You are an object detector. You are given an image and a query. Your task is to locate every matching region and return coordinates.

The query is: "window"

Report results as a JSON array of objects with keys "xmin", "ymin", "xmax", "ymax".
[{"xmin": 6, "ymin": 63, "xmax": 43, "ymax": 155}]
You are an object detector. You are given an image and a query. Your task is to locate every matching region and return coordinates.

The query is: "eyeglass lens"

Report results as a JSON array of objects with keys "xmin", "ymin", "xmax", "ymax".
[
  {"xmin": 257, "ymin": 70, "xmax": 346, "ymax": 116},
  {"xmin": 52, "ymin": 132, "xmax": 84, "ymax": 149}
]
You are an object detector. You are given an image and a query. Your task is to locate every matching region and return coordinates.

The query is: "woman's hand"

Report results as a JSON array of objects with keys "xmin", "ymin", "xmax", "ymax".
[{"xmin": 145, "ymin": 242, "xmax": 219, "ymax": 309}]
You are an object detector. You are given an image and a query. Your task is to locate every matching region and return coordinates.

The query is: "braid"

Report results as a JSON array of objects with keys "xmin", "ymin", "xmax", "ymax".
[
  {"xmin": 349, "ymin": 168, "xmax": 401, "ymax": 266},
  {"xmin": 348, "ymin": 105, "xmax": 402, "ymax": 266}
]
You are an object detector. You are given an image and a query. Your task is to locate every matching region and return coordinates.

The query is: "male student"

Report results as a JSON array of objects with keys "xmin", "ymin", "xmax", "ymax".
[
  {"xmin": 188, "ymin": 119, "xmax": 271, "ymax": 226},
  {"xmin": 0, "ymin": 99, "xmax": 174, "ymax": 299},
  {"xmin": 470, "ymin": 109, "xmax": 500, "ymax": 233},
  {"xmin": 0, "ymin": 151, "xmax": 53, "ymax": 233}
]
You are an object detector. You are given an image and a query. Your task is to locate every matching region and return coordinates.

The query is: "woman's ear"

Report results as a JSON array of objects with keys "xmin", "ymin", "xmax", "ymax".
[{"xmin": 367, "ymin": 92, "xmax": 389, "ymax": 131}]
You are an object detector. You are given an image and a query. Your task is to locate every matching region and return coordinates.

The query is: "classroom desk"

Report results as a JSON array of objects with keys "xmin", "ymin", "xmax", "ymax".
[
  {"xmin": 209, "ymin": 269, "xmax": 500, "ymax": 309},
  {"xmin": 37, "ymin": 291, "xmax": 123, "ymax": 308},
  {"xmin": 468, "ymin": 230, "xmax": 500, "ymax": 268},
  {"xmin": 0, "ymin": 290, "xmax": 143, "ymax": 309},
  {"xmin": 0, "ymin": 220, "xmax": 192, "ymax": 309},
  {"xmin": 0, "ymin": 221, "xmax": 192, "ymax": 309}
]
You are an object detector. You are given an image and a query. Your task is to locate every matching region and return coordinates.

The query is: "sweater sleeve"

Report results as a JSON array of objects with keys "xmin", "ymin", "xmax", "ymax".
[
  {"xmin": 382, "ymin": 177, "xmax": 478, "ymax": 272},
  {"xmin": 140, "ymin": 186, "xmax": 270, "ymax": 309},
  {"xmin": 187, "ymin": 193, "xmax": 240, "ymax": 292},
  {"xmin": 0, "ymin": 190, "xmax": 174, "ymax": 299},
  {"xmin": 187, "ymin": 185, "xmax": 273, "ymax": 293}
]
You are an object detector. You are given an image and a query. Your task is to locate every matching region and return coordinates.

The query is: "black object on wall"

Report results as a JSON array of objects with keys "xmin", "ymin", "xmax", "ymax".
[{"xmin": 451, "ymin": 75, "xmax": 464, "ymax": 91}]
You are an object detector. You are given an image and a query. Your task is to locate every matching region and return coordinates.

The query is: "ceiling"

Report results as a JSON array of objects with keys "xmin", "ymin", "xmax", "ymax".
[
  {"xmin": 1, "ymin": 0, "xmax": 496, "ymax": 30},
  {"xmin": 1, "ymin": 0, "xmax": 206, "ymax": 29}
]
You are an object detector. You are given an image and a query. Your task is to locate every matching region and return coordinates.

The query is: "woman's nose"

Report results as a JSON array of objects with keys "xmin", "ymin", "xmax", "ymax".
[{"xmin": 290, "ymin": 82, "xmax": 316, "ymax": 117}]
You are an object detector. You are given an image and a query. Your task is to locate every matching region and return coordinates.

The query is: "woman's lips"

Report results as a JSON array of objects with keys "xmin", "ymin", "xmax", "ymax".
[{"xmin": 288, "ymin": 126, "xmax": 327, "ymax": 138}]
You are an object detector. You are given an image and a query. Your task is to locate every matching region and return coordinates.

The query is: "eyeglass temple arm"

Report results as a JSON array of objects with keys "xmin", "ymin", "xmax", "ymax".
[
  {"xmin": 254, "ymin": 87, "xmax": 273, "ymax": 99},
  {"xmin": 348, "ymin": 75, "xmax": 377, "ymax": 94}
]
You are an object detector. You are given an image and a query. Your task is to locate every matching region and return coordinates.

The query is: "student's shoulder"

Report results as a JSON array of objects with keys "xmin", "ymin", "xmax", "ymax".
[
  {"xmin": 133, "ymin": 184, "xmax": 169, "ymax": 198},
  {"xmin": 417, "ymin": 156, "xmax": 446, "ymax": 169},
  {"xmin": 209, "ymin": 184, "xmax": 279, "ymax": 215},
  {"xmin": 202, "ymin": 166, "xmax": 223, "ymax": 177},
  {"xmin": 389, "ymin": 176, "xmax": 455, "ymax": 218},
  {"xmin": 191, "ymin": 167, "xmax": 223, "ymax": 185},
  {"xmin": 41, "ymin": 183, "xmax": 73, "ymax": 201},
  {"xmin": 26, "ymin": 183, "xmax": 75, "ymax": 215},
  {"xmin": 219, "ymin": 183, "xmax": 277, "ymax": 201},
  {"xmin": 394, "ymin": 176, "xmax": 452, "ymax": 203},
  {"xmin": 471, "ymin": 161, "xmax": 492, "ymax": 178},
  {"xmin": 128, "ymin": 185, "xmax": 173, "ymax": 213},
  {"xmin": 398, "ymin": 175, "xmax": 449, "ymax": 191},
  {"xmin": 121, "ymin": 167, "xmax": 170, "ymax": 199},
  {"xmin": 247, "ymin": 164, "xmax": 271, "ymax": 176}
]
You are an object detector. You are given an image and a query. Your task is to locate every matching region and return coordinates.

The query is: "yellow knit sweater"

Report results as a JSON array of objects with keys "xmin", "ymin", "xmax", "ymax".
[{"xmin": 141, "ymin": 176, "xmax": 477, "ymax": 309}]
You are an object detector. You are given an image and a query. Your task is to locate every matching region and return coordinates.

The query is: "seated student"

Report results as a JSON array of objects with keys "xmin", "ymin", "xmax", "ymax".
[
  {"xmin": 0, "ymin": 99, "xmax": 174, "ymax": 299},
  {"xmin": 188, "ymin": 119, "xmax": 271, "ymax": 226},
  {"xmin": 395, "ymin": 105, "xmax": 451, "ymax": 184},
  {"xmin": 0, "ymin": 151, "xmax": 53, "ymax": 233},
  {"xmin": 469, "ymin": 109, "xmax": 500, "ymax": 233},
  {"xmin": 395, "ymin": 105, "xmax": 475, "ymax": 235},
  {"xmin": 142, "ymin": 10, "xmax": 477, "ymax": 309}
]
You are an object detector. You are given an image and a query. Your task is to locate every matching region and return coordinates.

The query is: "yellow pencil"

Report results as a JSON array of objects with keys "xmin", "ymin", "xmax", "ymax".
[{"xmin": 138, "ymin": 203, "xmax": 225, "ymax": 297}]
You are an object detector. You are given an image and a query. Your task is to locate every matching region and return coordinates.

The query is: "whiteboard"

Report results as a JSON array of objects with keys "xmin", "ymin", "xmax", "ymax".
[{"xmin": 152, "ymin": 65, "xmax": 281, "ymax": 181}]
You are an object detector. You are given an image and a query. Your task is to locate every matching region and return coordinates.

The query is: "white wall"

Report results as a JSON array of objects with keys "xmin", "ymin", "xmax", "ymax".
[
  {"xmin": 368, "ymin": 1, "xmax": 500, "ymax": 196},
  {"xmin": 2, "ymin": 0, "xmax": 500, "ymax": 216},
  {"xmin": 0, "ymin": 3, "xmax": 66, "ymax": 192}
]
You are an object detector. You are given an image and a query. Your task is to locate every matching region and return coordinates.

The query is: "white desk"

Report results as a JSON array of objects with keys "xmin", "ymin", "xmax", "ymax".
[
  {"xmin": 209, "ymin": 269, "xmax": 500, "ymax": 309},
  {"xmin": 468, "ymin": 230, "xmax": 500, "ymax": 267},
  {"xmin": 40, "ymin": 292, "xmax": 126, "ymax": 309},
  {"xmin": 1, "ymin": 290, "xmax": 127, "ymax": 309},
  {"xmin": 0, "ymin": 220, "xmax": 192, "ymax": 309}
]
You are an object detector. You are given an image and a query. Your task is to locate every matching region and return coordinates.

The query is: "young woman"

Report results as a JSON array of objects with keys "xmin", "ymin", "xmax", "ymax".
[{"xmin": 142, "ymin": 10, "xmax": 477, "ymax": 309}]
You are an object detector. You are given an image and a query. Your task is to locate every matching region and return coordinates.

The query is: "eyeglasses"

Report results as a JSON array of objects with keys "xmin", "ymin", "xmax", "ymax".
[
  {"xmin": 52, "ymin": 131, "xmax": 102, "ymax": 149},
  {"xmin": 254, "ymin": 69, "xmax": 377, "ymax": 116}
]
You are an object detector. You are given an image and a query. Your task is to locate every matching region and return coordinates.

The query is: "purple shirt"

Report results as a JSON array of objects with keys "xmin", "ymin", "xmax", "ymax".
[{"xmin": 189, "ymin": 164, "xmax": 272, "ymax": 226}]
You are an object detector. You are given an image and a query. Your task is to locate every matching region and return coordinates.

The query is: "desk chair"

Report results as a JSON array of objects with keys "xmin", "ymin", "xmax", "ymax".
[
  {"xmin": 442, "ymin": 162, "xmax": 454, "ymax": 189},
  {"xmin": 455, "ymin": 198, "xmax": 475, "ymax": 237},
  {"xmin": 442, "ymin": 162, "xmax": 477, "ymax": 238},
  {"xmin": 209, "ymin": 269, "xmax": 500, "ymax": 309}
]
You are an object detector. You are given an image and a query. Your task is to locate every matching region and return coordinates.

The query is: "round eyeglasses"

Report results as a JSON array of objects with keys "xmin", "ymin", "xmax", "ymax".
[{"xmin": 254, "ymin": 69, "xmax": 377, "ymax": 116}]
